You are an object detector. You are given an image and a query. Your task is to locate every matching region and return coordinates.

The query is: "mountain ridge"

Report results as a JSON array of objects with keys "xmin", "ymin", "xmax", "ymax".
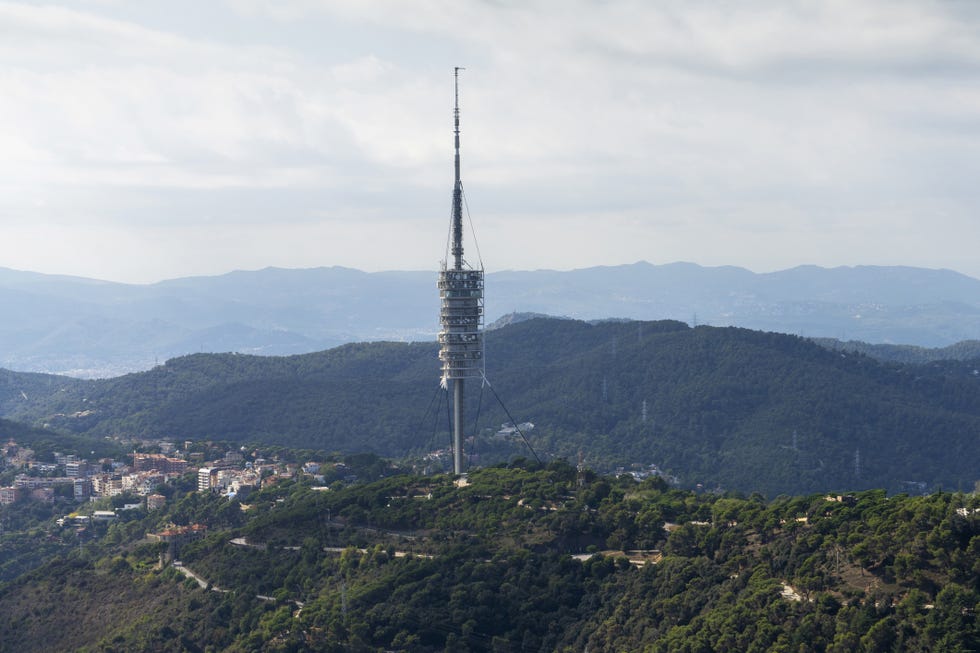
[{"xmin": 1, "ymin": 261, "xmax": 979, "ymax": 376}]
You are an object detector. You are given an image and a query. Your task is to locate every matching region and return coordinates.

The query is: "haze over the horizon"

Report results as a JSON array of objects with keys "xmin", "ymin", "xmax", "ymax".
[{"xmin": 1, "ymin": 1, "xmax": 978, "ymax": 284}]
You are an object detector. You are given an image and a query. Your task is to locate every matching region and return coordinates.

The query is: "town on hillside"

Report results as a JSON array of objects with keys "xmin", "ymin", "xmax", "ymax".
[{"xmin": 0, "ymin": 437, "xmax": 364, "ymax": 518}]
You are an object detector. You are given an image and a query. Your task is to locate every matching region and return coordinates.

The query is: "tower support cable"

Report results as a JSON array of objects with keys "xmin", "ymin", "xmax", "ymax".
[{"xmin": 481, "ymin": 372, "xmax": 542, "ymax": 465}]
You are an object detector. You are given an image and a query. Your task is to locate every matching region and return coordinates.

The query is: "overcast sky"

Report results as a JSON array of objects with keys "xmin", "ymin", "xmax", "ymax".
[{"xmin": 1, "ymin": 0, "xmax": 978, "ymax": 283}]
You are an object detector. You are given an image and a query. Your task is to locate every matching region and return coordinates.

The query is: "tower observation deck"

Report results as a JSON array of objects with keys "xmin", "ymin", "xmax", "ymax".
[{"xmin": 438, "ymin": 67, "xmax": 484, "ymax": 475}]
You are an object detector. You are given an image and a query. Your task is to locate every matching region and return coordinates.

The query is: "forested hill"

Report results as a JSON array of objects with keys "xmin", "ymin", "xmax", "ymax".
[
  {"xmin": 2, "ymin": 318, "xmax": 980, "ymax": 496},
  {"xmin": 1, "ymin": 466, "xmax": 978, "ymax": 651},
  {"xmin": 812, "ymin": 337, "xmax": 980, "ymax": 364}
]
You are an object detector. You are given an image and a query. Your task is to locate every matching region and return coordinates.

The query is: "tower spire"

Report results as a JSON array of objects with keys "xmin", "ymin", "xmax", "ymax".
[{"xmin": 451, "ymin": 66, "xmax": 465, "ymax": 269}]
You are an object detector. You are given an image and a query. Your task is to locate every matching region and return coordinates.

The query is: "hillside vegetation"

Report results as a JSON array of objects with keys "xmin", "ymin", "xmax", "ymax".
[
  {"xmin": 1, "ymin": 319, "xmax": 979, "ymax": 496},
  {"xmin": 0, "ymin": 465, "xmax": 978, "ymax": 652}
]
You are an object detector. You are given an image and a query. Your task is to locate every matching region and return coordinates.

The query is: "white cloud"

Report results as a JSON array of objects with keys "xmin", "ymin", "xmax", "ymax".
[{"xmin": 0, "ymin": 3, "xmax": 440, "ymax": 191}]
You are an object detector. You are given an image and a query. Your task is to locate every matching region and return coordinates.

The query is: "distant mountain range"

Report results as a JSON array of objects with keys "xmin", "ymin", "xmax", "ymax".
[
  {"xmin": 2, "ymin": 318, "xmax": 979, "ymax": 496},
  {"xmin": 1, "ymin": 261, "xmax": 979, "ymax": 376}
]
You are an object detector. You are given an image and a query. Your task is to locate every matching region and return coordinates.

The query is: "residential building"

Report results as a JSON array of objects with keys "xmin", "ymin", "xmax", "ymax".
[
  {"xmin": 198, "ymin": 467, "xmax": 216, "ymax": 493},
  {"xmin": 146, "ymin": 494, "xmax": 166, "ymax": 510},
  {"xmin": 74, "ymin": 478, "xmax": 92, "ymax": 501},
  {"xmin": 65, "ymin": 461, "xmax": 88, "ymax": 478},
  {"xmin": 0, "ymin": 486, "xmax": 26, "ymax": 505},
  {"xmin": 133, "ymin": 453, "xmax": 187, "ymax": 475},
  {"xmin": 92, "ymin": 475, "xmax": 123, "ymax": 497}
]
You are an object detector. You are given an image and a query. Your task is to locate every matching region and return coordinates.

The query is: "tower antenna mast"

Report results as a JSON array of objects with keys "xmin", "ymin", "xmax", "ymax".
[
  {"xmin": 451, "ymin": 66, "xmax": 465, "ymax": 269},
  {"xmin": 438, "ymin": 66, "xmax": 484, "ymax": 475}
]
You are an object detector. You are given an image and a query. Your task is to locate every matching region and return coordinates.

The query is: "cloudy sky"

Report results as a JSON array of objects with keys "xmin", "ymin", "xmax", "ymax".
[{"xmin": 1, "ymin": 0, "xmax": 978, "ymax": 283}]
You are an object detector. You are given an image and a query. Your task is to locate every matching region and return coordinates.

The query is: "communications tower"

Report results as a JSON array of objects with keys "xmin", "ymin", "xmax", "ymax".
[{"xmin": 438, "ymin": 67, "xmax": 484, "ymax": 475}]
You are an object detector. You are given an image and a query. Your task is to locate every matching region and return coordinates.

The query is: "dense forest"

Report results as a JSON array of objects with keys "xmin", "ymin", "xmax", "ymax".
[
  {"xmin": 0, "ymin": 417, "xmax": 122, "ymax": 463},
  {"xmin": 811, "ymin": 337, "xmax": 980, "ymax": 365},
  {"xmin": 1, "ymin": 319, "xmax": 979, "ymax": 496},
  {"xmin": 0, "ymin": 463, "xmax": 978, "ymax": 652}
]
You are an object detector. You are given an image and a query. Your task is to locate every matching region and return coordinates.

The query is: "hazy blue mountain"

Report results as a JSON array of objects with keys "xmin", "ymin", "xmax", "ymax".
[{"xmin": 1, "ymin": 262, "xmax": 978, "ymax": 376}]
